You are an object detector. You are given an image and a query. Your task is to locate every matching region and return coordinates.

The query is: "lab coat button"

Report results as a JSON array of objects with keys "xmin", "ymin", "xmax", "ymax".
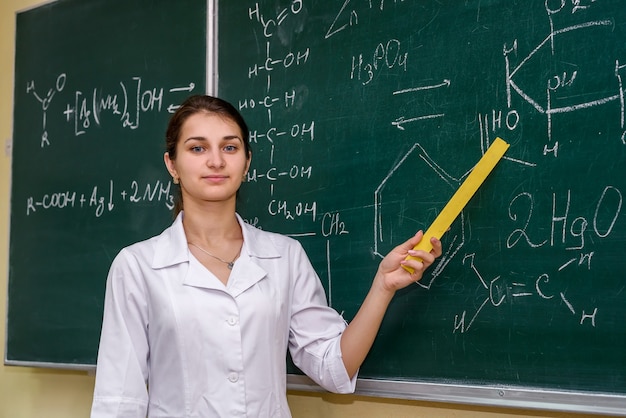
[
  {"xmin": 228, "ymin": 372, "xmax": 239, "ymax": 383},
  {"xmin": 227, "ymin": 316, "xmax": 238, "ymax": 326}
]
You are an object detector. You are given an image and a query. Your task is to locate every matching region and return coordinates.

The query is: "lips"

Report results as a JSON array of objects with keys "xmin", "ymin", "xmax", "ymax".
[{"xmin": 202, "ymin": 175, "xmax": 229, "ymax": 183}]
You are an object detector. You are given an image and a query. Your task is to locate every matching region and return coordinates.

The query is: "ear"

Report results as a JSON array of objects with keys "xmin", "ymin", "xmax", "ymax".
[
  {"xmin": 164, "ymin": 152, "xmax": 178, "ymax": 178},
  {"xmin": 244, "ymin": 151, "xmax": 252, "ymax": 176}
]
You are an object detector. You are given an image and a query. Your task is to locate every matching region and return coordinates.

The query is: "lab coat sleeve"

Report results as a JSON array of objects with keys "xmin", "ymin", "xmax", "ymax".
[
  {"xmin": 287, "ymin": 241, "xmax": 357, "ymax": 394},
  {"xmin": 91, "ymin": 249, "xmax": 150, "ymax": 418}
]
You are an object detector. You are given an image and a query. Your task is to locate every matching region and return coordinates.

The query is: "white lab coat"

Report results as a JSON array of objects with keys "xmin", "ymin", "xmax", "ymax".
[{"xmin": 91, "ymin": 212, "xmax": 356, "ymax": 418}]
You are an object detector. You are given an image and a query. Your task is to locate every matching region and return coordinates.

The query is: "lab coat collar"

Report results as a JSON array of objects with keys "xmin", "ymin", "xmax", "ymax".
[
  {"xmin": 151, "ymin": 212, "xmax": 281, "ymax": 294},
  {"xmin": 236, "ymin": 213, "xmax": 281, "ymax": 260},
  {"xmin": 151, "ymin": 212, "xmax": 189, "ymax": 269},
  {"xmin": 230, "ymin": 214, "xmax": 282, "ymax": 296}
]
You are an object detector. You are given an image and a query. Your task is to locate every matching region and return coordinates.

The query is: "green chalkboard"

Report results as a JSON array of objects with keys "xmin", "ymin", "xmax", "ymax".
[
  {"xmin": 7, "ymin": 0, "xmax": 206, "ymax": 366},
  {"xmin": 218, "ymin": 0, "xmax": 626, "ymax": 414}
]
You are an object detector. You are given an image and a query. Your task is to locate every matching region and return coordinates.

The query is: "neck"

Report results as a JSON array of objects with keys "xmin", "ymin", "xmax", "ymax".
[{"xmin": 181, "ymin": 201, "xmax": 242, "ymax": 246}]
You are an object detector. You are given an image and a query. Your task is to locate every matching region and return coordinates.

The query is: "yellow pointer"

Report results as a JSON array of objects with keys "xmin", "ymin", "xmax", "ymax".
[{"xmin": 403, "ymin": 137, "xmax": 510, "ymax": 273}]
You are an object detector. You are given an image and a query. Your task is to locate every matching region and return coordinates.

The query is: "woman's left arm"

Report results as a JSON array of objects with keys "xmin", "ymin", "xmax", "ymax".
[{"xmin": 339, "ymin": 231, "xmax": 442, "ymax": 378}]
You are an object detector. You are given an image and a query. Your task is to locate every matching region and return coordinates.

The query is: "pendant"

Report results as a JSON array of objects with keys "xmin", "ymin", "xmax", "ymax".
[{"xmin": 227, "ymin": 262, "xmax": 234, "ymax": 270}]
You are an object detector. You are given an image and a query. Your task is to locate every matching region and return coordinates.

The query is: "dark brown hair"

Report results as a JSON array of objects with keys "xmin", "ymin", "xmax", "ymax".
[{"xmin": 166, "ymin": 95, "xmax": 251, "ymax": 216}]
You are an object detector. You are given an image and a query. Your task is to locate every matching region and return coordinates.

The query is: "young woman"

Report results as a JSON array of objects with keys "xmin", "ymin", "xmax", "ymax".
[{"xmin": 90, "ymin": 95, "xmax": 441, "ymax": 418}]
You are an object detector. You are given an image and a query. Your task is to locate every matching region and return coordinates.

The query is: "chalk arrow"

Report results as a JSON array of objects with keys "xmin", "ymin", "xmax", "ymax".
[
  {"xmin": 392, "ymin": 113, "xmax": 444, "ymax": 130},
  {"xmin": 169, "ymin": 82, "xmax": 195, "ymax": 93},
  {"xmin": 393, "ymin": 79, "xmax": 451, "ymax": 95},
  {"xmin": 108, "ymin": 180, "xmax": 115, "ymax": 211}
]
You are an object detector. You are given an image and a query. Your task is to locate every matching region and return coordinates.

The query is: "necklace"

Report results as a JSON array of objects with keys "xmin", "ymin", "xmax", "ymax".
[{"xmin": 188, "ymin": 242, "xmax": 240, "ymax": 270}]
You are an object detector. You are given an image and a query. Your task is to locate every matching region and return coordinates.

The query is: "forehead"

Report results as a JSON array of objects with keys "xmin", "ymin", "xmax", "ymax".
[{"xmin": 180, "ymin": 112, "xmax": 242, "ymax": 140}]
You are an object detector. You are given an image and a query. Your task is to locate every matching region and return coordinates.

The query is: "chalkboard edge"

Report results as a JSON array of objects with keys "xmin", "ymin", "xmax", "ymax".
[
  {"xmin": 3, "ymin": 361, "xmax": 624, "ymax": 414},
  {"xmin": 16, "ymin": 0, "xmax": 57, "ymax": 15},
  {"xmin": 207, "ymin": 0, "xmax": 217, "ymax": 95},
  {"xmin": 4, "ymin": 359, "xmax": 95, "ymax": 373},
  {"xmin": 287, "ymin": 374, "xmax": 626, "ymax": 416}
]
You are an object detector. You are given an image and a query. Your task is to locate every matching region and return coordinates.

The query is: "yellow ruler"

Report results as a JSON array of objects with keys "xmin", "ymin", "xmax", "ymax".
[{"xmin": 403, "ymin": 137, "xmax": 510, "ymax": 273}]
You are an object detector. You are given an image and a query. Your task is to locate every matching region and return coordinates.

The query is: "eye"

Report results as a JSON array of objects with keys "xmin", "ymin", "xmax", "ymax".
[
  {"xmin": 190, "ymin": 145, "xmax": 205, "ymax": 153},
  {"xmin": 223, "ymin": 144, "xmax": 238, "ymax": 152}
]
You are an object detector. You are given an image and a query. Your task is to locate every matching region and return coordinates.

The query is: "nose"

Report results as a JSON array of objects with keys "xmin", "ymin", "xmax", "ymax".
[{"xmin": 206, "ymin": 148, "xmax": 225, "ymax": 168}]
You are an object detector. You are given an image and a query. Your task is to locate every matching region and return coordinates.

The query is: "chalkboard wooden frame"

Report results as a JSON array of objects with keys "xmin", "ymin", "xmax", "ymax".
[{"xmin": 213, "ymin": 0, "xmax": 626, "ymax": 415}]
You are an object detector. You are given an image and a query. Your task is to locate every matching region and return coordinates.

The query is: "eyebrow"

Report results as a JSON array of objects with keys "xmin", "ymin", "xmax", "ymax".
[{"xmin": 183, "ymin": 134, "xmax": 242, "ymax": 143}]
